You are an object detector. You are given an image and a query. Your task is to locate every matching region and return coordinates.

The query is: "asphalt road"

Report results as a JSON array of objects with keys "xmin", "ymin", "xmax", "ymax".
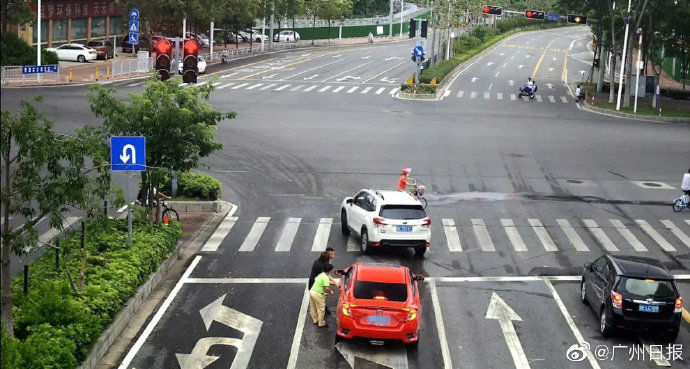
[{"xmin": 2, "ymin": 25, "xmax": 689, "ymax": 369}]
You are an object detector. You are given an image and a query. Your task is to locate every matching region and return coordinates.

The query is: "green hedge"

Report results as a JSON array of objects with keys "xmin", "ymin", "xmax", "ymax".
[
  {"xmin": 2, "ymin": 218, "xmax": 182, "ymax": 368},
  {"xmin": 1, "ymin": 33, "xmax": 58, "ymax": 66},
  {"xmin": 400, "ymin": 83, "xmax": 436, "ymax": 94},
  {"xmin": 161, "ymin": 171, "xmax": 222, "ymax": 200}
]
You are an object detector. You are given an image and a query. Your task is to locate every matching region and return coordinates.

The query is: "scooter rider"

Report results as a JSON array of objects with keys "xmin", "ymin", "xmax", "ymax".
[{"xmin": 682, "ymin": 168, "xmax": 690, "ymax": 198}]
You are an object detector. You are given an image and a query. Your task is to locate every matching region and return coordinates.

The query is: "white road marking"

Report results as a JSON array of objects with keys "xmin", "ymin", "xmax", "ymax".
[
  {"xmin": 660, "ymin": 220, "xmax": 690, "ymax": 249},
  {"xmin": 117, "ymin": 205, "xmax": 128, "ymax": 213},
  {"xmin": 178, "ymin": 82, "xmax": 187, "ymax": 87},
  {"xmin": 488, "ymin": 83, "xmax": 493, "ymax": 90},
  {"xmin": 442, "ymin": 219, "xmax": 462, "ymax": 252},
  {"xmin": 211, "ymin": 82, "xmax": 221, "ymax": 86},
  {"xmin": 630, "ymin": 181, "xmax": 676, "ymax": 189},
  {"xmin": 389, "ymin": 87, "xmax": 399, "ymax": 95},
  {"xmin": 485, "ymin": 293, "xmax": 530, "ymax": 369},
  {"xmin": 201, "ymin": 214, "xmax": 239, "ymax": 252},
  {"xmin": 560, "ymin": 96, "xmax": 568, "ymax": 103},
  {"xmin": 543, "ymin": 278, "xmax": 602, "ymax": 369},
  {"xmin": 303, "ymin": 85, "xmax": 317, "ymax": 92},
  {"xmin": 281, "ymin": 59, "xmax": 343, "ymax": 80},
  {"xmin": 332, "ymin": 86, "xmax": 345, "ymax": 93},
  {"xmin": 375, "ymin": 87, "xmax": 386, "ymax": 94},
  {"xmin": 361, "ymin": 86, "xmax": 372, "ymax": 94},
  {"xmin": 118, "ymin": 255, "xmax": 202, "ymax": 369},
  {"xmin": 686, "ymin": 220, "xmax": 690, "ymax": 227},
  {"xmin": 311, "ymin": 218, "xmax": 333, "ymax": 252},
  {"xmin": 502, "ymin": 62, "xmax": 508, "ymax": 68},
  {"xmin": 260, "ymin": 83, "xmax": 277, "ymax": 90},
  {"xmin": 610, "ymin": 219, "xmax": 648, "ymax": 252},
  {"xmin": 556, "ymin": 219, "xmax": 589, "ymax": 251},
  {"xmin": 535, "ymin": 94, "xmax": 543, "ymax": 102},
  {"xmin": 274, "ymin": 84, "xmax": 291, "ymax": 91},
  {"xmin": 494, "ymin": 71, "xmax": 500, "ymax": 77},
  {"xmin": 246, "ymin": 83, "xmax": 263, "ymax": 90},
  {"xmin": 231, "ymin": 82, "xmax": 249, "ymax": 89},
  {"xmin": 289, "ymin": 85, "xmax": 304, "ymax": 91},
  {"xmin": 583, "ymin": 219, "xmax": 618, "ymax": 252},
  {"xmin": 362, "ymin": 60, "xmax": 407, "ymax": 83},
  {"xmin": 470, "ymin": 77, "xmax": 478, "ymax": 83},
  {"xmin": 239, "ymin": 217, "xmax": 270, "ymax": 252},
  {"xmin": 636, "ymin": 220, "xmax": 676, "ymax": 252},
  {"xmin": 36, "ymin": 216, "xmax": 80, "ymax": 247},
  {"xmin": 470, "ymin": 91, "xmax": 477, "ymax": 99},
  {"xmin": 275, "ymin": 217, "xmax": 302, "ymax": 252},
  {"xmin": 430, "ymin": 280, "xmax": 453, "ymax": 369},
  {"xmin": 548, "ymin": 95, "xmax": 556, "ymax": 103},
  {"xmin": 528, "ymin": 219, "xmax": 558, "ymax": 251},
  {"xmin": 457, "ymin": 90, "xmax": 464, "ymax": 98},
  {"xmin": 220, "ymin": 72, "xmax": 238, "ymax": 78},
  {"xmin": 501, "ymin": 219, "xmax": 527, "ymax": 251},
  {"xmin": 322, "ymin": 60, "xmax": 375, "ymax": 82},
  {"xmin": 443, "ymin": 89, "xmax": 451, "ymax": 97},
  {"xmin": 346, "ymin": 236, "xmax": 359, "ymax": 252},
  {"xmin": 497, "ymin": 92, "xmax": 503, "ymax": 100},
  {"xmin": 346, "ymin": 86, "xmax": 358, "ymax": 93},
  {"xmin": 186, "ymin": 277, "xmax": 309, "ymax": 284},
  {"xmin": 472, "ymin": 218, "xmax": 495, "ymax": 252},
  {"xmin": 510, "ymin": 93, "xmax": 517, "ymax": 100},
  {"xmin": 286, "ymin": 288, "xmax": 310, "ymax": 369},
  {"xmin": 126, "ymin": 82, "xmax": 144, "ymax": 87},
  {"xmin": 640, "ymin": 339, "xmax": 672, "ymax": 366},
  {"xmin": 217, "ymin": 82, "xmax": 235, "ymax": 89},
  {"xmin": 483, "ymin": 92, "xmax": 490, "ymax": 99},
  {"xmin": 318, "ymin": 85, "xmax": 332, "ymax": 92}
]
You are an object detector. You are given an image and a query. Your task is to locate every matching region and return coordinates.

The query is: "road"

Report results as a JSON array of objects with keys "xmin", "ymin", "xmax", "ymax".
[{"xmin": 2, "ymin": 25, "xmax": 689, "ymax": 369}]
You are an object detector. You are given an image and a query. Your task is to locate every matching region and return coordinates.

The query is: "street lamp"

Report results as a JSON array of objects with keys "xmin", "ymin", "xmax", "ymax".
[{"xmin": 615, "ymin": 0, "xmax": 633, "ymax": 111}]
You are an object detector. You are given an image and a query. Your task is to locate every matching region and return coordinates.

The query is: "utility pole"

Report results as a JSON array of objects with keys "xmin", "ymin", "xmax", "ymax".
[
  {"xmin": 430, "ymin": 3, "xmax": 436, "ymax": 68},
  {"xmin": 400, "ymin": 0, "xmax": 404, "ymax": 38},
  {"xmin": 269, "ymin": 2, "xmax": 275, "ymax": 49},
  {"xmin": 615, "ymin": 0, "xmax": 632, "ymax": 111},
  {"xmin": 389, "ymin": 0, "xmax": 393, "ymax": 37}
]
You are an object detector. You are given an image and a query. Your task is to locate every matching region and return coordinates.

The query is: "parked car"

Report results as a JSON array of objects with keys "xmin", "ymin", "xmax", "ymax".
[
  {"xmin": 341, "ymin": 189, "xmax": 431, "ymax": 256},
  {"xmin": 45, "ymin": 43, "xmax": 97, "ymax": 62},
  {"xmin": 178, "ymin": 56, "xmax": 207, "ymax": 74},
  {"xmin": 86, "ymin": 39, "xmax": 114, "ymax": 59},
  {"xmin": 335, "ymin": 263, "xmax": 424, "ymax": 344},
  {"xmin": 581, "ymin": 255, "xmax": 683, "ymax": 341},
  {"xmin": 236, "ymin": 30, "xmax": 251, "ymax": 42},
  {"xmin": 186, "ymin": 33, "xmax": 210, "ymax": 47},
  {"xmin": 225, "ymin": 32, "xmax": 240, "ymax": 44},
  {"xmin": 273, "ymin": 30, "xmax": 300, "ymax": 42},
  {"xmin": 122, "ymin": 35, "xmax": 149, "ymax": 53},
  {"xmin": 246, "ymin": 29, "xmax": 268, "ymax": 43}
]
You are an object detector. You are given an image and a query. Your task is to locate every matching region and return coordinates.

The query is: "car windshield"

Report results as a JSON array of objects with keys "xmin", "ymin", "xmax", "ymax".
[
  {"xmin": 86, "ymin": 41, "xmax": 100, "ymax": 46},
  {"xmin": 379, "ymin": 205, "xmax": 426, "ymax": 219},
  {"xmin": 619, "ymin": 277, "xmax": 676, "ymax": 299},
  {"xmin": 354, "ymin": 281, "xmax": 407, "ymax": 302}
]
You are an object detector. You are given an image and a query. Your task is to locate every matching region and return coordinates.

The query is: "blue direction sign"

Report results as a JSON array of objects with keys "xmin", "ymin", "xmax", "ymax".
[
  {"xmin": 413, "ymin": 45, "xmax": 424, "ymax": 58},
  {"xmin": 22, "ymin": 65, "xmax": 58, "ymax": 74},
  {"xmin": 546, "ymin": 13, "xmax": 560, "ymax": 21},
  {"xmin": 129, "ymin": 8, "xmax": 140, "ymax": 21},
  {"xmin": 128, "ymin": 21, "xmax": 140, "ymax": 33},
  {"xmin": 128, "ymin": 32, "xmax": 139, "ymax": 45},
  {"xmin": 111, "ymin": 136, "xmax": 146, "ymax": 171}
]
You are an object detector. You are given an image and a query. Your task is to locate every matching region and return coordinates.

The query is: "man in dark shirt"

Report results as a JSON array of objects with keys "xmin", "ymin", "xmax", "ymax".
[{"xmin": 308, "ymin": 247, "xmax": 336, "ymax": 313}]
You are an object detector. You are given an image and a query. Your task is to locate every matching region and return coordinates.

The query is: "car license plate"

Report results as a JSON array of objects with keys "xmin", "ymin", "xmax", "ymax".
[
  {"xmin": 367, "ymin": 315, "xmax": 391, "ymax": 326},
  {"xmin": 638, "ymin": 304, "xmax": 659, "ymax": 313},
  {"xmin": 396, "ymin": 226, "xmax": 412, "ymax": 232}
]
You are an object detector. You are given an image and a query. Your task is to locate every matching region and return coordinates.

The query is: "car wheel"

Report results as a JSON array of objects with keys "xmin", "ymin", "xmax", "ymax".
[
  {"xmin": 340, "ymin": 210, "xmax": 350, "ymax": 235},
  {"xmin": 77, "ymin": 55, "xmax": 86, "ymax": 62},
  {"xmin": 406, "ymin": 339, "xmax": 419, "ymax": 348},
  {"xmin": 599, "ymin": 307, "xmax": 612, "ymax": 337},
  {"xmin": 414, "ymin": 245, "xmax": 426, "ymax": 257},
  {"xmin": 580, "ymin": 280, "xmax": 588, "ymax": 304},
  {"xmin": 361, "ymin": 228, "xmax": 371, "ymax": 254}
]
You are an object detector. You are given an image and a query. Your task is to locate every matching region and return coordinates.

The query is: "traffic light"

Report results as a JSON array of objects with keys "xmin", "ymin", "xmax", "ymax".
[
  {"xmin": 481, "ymin": 5, "xmax": 502, "ymax": 15},
  {"xmin": 154, "ymin": 39, "xmax": 172, "ymax": 81},
  {"xmin": 182, "ymin": 39, "xmax": 199, "ymax": 84},
  {"xmin": 420, "ymin": 20, "xmax": 428, "ymax": 38},
  {"xmin": 524, "ymin": 10, "xmax": 545, "ymax": 20},
  {"xmin": 409, "ymin": 19, "xmax": 416, "ymax": 38},
  {"xmin": 567, "ymin": 14, "xmax": 588, "ymax": 24}
]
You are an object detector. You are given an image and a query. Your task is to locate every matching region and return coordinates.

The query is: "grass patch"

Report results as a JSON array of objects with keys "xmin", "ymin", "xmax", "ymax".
[{"xmin": 588, "ymin": 100, "xmax": 690, "ymax": 118}]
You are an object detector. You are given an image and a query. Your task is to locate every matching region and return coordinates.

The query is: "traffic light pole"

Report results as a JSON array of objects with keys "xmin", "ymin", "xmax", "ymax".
[
  {"xmin": 615, "ymin": 0, "xmax": 632, "ymax": 111},
  {"xmin": 389, "ymin": 0, "xmax": 393, "ymax": 37}
]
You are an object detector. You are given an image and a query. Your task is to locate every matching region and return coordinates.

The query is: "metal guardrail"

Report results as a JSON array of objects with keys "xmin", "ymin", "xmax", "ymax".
[
  {"xmin": 110, "ymin": 57, "xmax": 155, "ymax": 77},
  {"xmin": 269, "ymin": 6, "xmax": 425, "ymax": 28},
  {"xmin": 1, "ymin": 65, "xmax": 62, "ymax": 86}
]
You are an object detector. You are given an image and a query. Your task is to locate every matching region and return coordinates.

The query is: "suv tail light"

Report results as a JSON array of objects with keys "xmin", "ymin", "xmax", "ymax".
[
  {"xmin": 373, "ymin": 217, "xmax": 387, "ymax": 227},
  {"xmin": 342, "ymin": 304, "xmax": 356, "ymax": 316},
  {"xmin": 423, "ymin": 218, "xmax": 431, "ymax": 226},
  {"xmin": 403, "ymin": 308, "xmax": 417, "ymax": 321},
  {"xmin": 611, "ymin": 291, "xmax": 623, "ymax": 309},
  {"xmin": 675, "ymin": 298, "xmax": 683, "ymax": 313}
]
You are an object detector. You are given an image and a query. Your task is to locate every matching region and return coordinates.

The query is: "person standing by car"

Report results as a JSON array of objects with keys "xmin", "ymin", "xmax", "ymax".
[
  {"xmin": 397, "ymin": 168, "xmax": 412, "ymax": 191},
  {"xmin": 309, "ymin": 263, "xmax": 335, "ymax": 327},
  {"xmin": 308, "ymin": 247, "xmax": 337, "ymax": 314}
]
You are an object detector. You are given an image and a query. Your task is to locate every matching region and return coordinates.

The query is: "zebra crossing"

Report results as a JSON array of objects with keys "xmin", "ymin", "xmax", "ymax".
[
  {"xmin": 202, "ymin": 215, "xmax": 690, "ymax": 255},
  {"xmin": 450, "ymin": 90, "xmax": 572, "ymax": 104},
  {"xmin": 187, "ymin": 81, "xmax": 401, "ymax": 95}
]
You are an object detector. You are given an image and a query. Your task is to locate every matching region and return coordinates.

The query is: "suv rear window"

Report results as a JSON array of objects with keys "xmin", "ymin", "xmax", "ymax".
[
  {"xmin": 354, "ymin": 281, "xmax": 407, "ymax": 302},
  {"xmin": 379, "ymin": 205, "xmax": 426, "ymax": 219},
  {"xmin": 619, "ymin": 277, "xmax": 676, "ymax": 299}
]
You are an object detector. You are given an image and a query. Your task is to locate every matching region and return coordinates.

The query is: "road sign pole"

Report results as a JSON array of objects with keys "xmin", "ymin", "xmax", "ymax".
[{"xmin": 126, "ymin": 171, "xmax": 132, "ymax": 246}]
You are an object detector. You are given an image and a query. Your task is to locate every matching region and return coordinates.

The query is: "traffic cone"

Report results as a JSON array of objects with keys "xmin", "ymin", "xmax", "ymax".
[{"xmin": 164, "ymin": 215, "xmax": 169, "ymax": 225}]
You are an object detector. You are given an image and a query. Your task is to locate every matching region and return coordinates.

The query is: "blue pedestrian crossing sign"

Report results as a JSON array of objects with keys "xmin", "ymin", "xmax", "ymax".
[
  {"xmin": 111, "ymin": 136, "xmax": 146, "ymax": 171},
  {"xmin": 413, "ymin": 45, "xmax": 424, "ymax": 58},
  {"xmin": 129, "ymin": 8, "xmax": 140, "ymax": 21},
  {"xmin": 128, "ymin": 32, "xmax": 139, "ymax": 45},
  {"xmin": 129, "ymin": 21, "xmax": 140, "ymax": 33},
  {"xmin": 546, "ymin": 13, "xmax": 560, "ymax": 21}
]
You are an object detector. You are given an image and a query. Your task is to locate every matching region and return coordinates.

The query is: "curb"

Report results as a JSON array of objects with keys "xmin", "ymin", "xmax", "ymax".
[
  {"xmin": 577, "ymin": 102, "xmax": 690, "ymax": 123},
  {"xmin": 82, "ymin": 200, "xmax": 236, "ymax": 369}
]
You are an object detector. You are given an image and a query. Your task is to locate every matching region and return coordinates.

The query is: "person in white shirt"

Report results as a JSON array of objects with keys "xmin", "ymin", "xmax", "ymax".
[
  {"xmin": 682, "ymin": 168, "xmax": 690, "ymax": 197},
  {"xmin": 575, "ymin": 84, "xmax": 583, "ymax": 102}
]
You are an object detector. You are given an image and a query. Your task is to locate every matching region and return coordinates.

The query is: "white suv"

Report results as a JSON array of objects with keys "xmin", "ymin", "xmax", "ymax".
[{"xmin": 341, "ymin": 189, "xmax": 431, "ymax": 256}]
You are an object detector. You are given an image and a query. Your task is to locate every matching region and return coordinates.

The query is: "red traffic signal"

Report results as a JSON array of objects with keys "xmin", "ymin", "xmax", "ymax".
[
  {"xmin": 482, "ymin": 5, "xmax": 502, "ymax": 15},
  {"xmin": 183, "ymin": 39, "xmax": 199, "ymax": 84},
  {"xmin": 525, "ymin": 10, "xmax": 545, "ymax": 20},
  {"xmin": 155, "ymin": 39, "xmax": 172, "ymax": 81},
  {"xmin": 567, "ymin": 14, "xmax": 587, "ymax": 24}
]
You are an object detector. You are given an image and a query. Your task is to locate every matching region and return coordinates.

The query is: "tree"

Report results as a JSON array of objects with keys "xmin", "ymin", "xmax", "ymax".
[
  {"xmin": 318, "ymin": 0, "xmax": 354, "ymax": 42},
  {"xmin": 0, "ymin": 0, "xmax": 34, "ymax": 32},
  {"xmin": 87, "ymin": 75, "xmax": 235, "ymax": 209},
  {"xmin": 1, "ymin": 98, "xmax": 109, "ymax": 337}
]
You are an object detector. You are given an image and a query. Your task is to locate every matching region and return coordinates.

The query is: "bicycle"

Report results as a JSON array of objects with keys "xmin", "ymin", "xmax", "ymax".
[
  {"xmin": 406, "ymin": 177, "xmax": 428, "ymax": 209},
  {"xmin": 158, "ymin": 198, "xmax": 179, "ymax": 222},
  {"xmin": 672, "ymin": 194, "xmax": 690, "ymax": 212}
]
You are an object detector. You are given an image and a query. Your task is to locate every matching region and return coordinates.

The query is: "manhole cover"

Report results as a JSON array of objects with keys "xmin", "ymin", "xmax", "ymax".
[
  {"xmin": 642, "ymin": 182, "xmax": 662, "ymax": 187},
  {"xmin": 567, "ymin": 179, "xmax": 584, "ymax": 184}
]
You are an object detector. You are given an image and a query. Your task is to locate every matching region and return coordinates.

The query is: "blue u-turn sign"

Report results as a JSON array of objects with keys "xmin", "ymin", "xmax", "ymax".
[{"xmin": 111, "ymin": 136, "xmax": 146, "ymax": 171}]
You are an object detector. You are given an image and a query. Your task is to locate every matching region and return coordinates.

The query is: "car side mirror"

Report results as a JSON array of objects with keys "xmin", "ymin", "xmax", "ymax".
[
  {"xmin": 584, "ymin": 262, "xmax": 592, "ymax": 272},
  {"xmin": 413, "ymin": 275, "xmax": 425, "ymax": 282},
  {"xmin": 335, "ymin": 269, "xmax": 345, "ymax": 276},
  {"xmin": 346, "ymin": 199, "xmax": 353, "ymax": 205}
]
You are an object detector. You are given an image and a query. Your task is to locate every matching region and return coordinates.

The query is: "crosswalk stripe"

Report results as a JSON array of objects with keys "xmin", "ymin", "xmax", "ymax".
[
  {"xmin": 442, "ymin": 219, "xmax": 462, "ymax": 252},
  {"xmin": 483, "ymin": 92, "xmax": 490, "ymax": 99},
  {"xmin": 472, "ymin": 219, "xmax": 495, "ymax": 252},
  {"xmin": 303, "ymin": 85, "xmax": 317, "ymax": 92},
  {"xmin": 686, "ymin": 220, "xmax": 690, "ymax": 227},
  {"xmin": 361, "ymin": 87, "xmax": 372, "ymax": 94},
  {"xmin": 636, "ymin": 220, "xmax": 676, "ymax": 252},
  {"xmin": 497, "ymin": 92, "xmax": 503, "ymax": 100},
  {"xmin": 201, "ymin": 215, "xmax": 238, "ymax": 252},
  {"xmin": 332, "ymin": 86, "xmax": 345, "ymax": 93},
  {"xmin": 246, "ymin": 83, "xmax": 263, "ymax": 90},
  {"xmin": 375, "ymin": 87, "xmax": 386, "ymax": 94},
  {"xmin": 535, "ymin": 95, "xmax": 543, "ymax": 102},
  {"xmin": 548, "ymin": 95, "xmax": 556, "ymax": 103},
  {"xmin": 36, "ymin": 216, "xmax": 80, "ymax": 246},
  {"xmin": 217, "ymin": 82, "xmax": 235, "ymax": 89},
  {"xmin": 583, "ymin": 219, "xmax": 618, "ymax": 252},
  {"xmin": 443, "ymin": 89, "xmax": 451, "ymax": 97},
  {"xmin": 346, "ymin": 236, "xmax": 359, "ymax": 252},
  {"xmin": 290, "ymin": 85, "xmax": 304, "ymax": 91},
  {"xmin": 389, "ymin": 87, "xmax": 399, "ymax": 95},
  {"xmin": 560, "ymin": 96, "xmax": 568, "ymax": 103},
  {"xmin": 510, "ymin": 93, "xmax": 517, "ymax": 100},
  {"xmin": 470, "ymin": 91, "xmax": 477, "ymax": 99},
  {"xmin": 556, "ymin": 219, "xmax": 589, "ymax": 251},
  {"xmin": 275, "ymin": 217, "xmax": 302, "ymax": 252},
  {"xmin": 311, "ymin": 218, "xmax": 333, "ymax": 252},
  {"xmin": 347, "ymin": 86, "xmax": 359, "ymax": 93},
  {"xmin": 239, "ymin": 217, "xmax": 270, "ymax": 252},
  {"xmin": 319, "ymin": 85, "xmax": 332, "ymax": 92},
  {"xmin": 260, "ymin": 83, "xmax": 277, "ymax": 90},
  {"xmin": 126, "ymin": 82, "xmax": 144, "ymax": 87},
  {"xmin": 457, "ymin": 90, "xmax": 464, "ymax": 98},
  {"xmin": 501, "ymin": 219, "xmax": 527, "ymax": 251},
  {"xmin": 232, "ymin": 83, "xmax": 249, "ymax": 89},
  {"xmin": 528, "ymin": 219, "xmax": 558, "ymax": 251},
  {"xmin": 610, "ymin": 219, "xmax": 648, "ymax": 252},
  {"xmin": 660, "ymin": 220, "xmax": 690, "ymax": 249},
  {"xmin": 275, "ymin": 84, "xmax": 291, "ymax": 91}
]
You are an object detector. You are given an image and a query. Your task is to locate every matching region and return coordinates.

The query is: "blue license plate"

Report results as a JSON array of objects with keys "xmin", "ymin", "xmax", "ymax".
[
  {"xmin": 638, "ymin": 304, "xmax": 659, "ymax": 313},
  {"xmin": 367, "ymin": 315, "xmax": 391, "ymax": 326},
  {"xmin": 396, "ymin": 226, "xmax": 412, "ymax": 232}
]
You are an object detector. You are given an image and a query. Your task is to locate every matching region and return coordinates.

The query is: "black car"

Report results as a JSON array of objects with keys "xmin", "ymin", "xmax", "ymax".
[{"xmin": 581, "ymin": 255, "xmax": 683, "ymax": 341}]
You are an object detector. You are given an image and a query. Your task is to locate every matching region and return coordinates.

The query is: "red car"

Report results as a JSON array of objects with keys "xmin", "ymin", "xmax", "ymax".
[{"xmin": 335, "ymin": 263, "xmax": 424, "ymax": 344}]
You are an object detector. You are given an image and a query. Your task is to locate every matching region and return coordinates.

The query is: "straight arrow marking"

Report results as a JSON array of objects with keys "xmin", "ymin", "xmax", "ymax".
[{"xmin": 485, "ymin": 292, "xmax": 530, "ymax": 369}]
